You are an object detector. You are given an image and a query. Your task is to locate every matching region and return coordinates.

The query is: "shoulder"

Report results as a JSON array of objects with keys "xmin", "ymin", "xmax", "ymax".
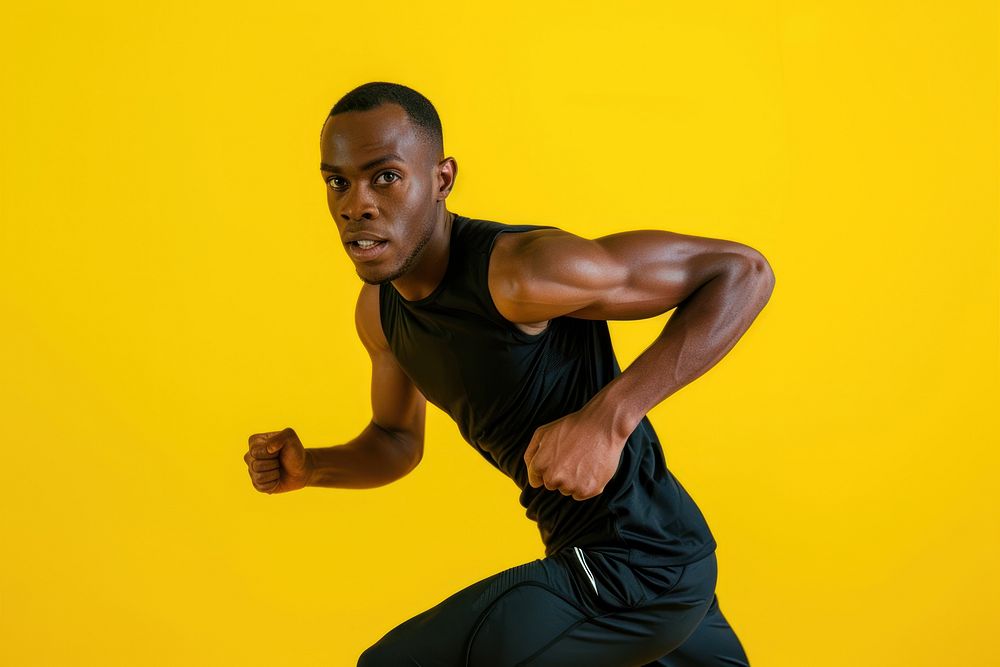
[
  {"xmin": 489, "ymin": 227, "xmax": 621, "ymax": 297},
  {"xmin": 490, "ymin": 226, "xmax": 613, "ymax": 270},
  {"xmin": 488, "ymin": 227, "xmax": 620, "ymax": 323}
]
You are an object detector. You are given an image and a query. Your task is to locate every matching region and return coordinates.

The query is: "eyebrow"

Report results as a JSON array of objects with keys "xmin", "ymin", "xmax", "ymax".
[{"xmin": 320, "ymin": 153, "xmax": 405, "ymax": 174}]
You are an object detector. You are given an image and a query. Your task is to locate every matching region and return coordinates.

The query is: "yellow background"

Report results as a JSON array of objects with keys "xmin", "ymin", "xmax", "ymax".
[{"xmin": 2, "ymin": 1, "xmax": 997, "ymax": 665}]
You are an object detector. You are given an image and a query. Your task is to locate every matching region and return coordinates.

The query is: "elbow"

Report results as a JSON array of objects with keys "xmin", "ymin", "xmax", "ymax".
[
  {"xmin": 395, "ymin": 431, "xmax": 424, "ymax": 477},
  {"xmin": 729, "ymin": 245, "xmax": 776, "ymax": 302},
  {"xmin": 373, "ymin": 422, "xmax": 424, "ymax": 479},
  {"xmin": 404, "ymin": 437, "xmax": 424, "ymax": 474},
  {"xmin": 752, "ymin": 251, "xmax": 776, "ymax": 295}
]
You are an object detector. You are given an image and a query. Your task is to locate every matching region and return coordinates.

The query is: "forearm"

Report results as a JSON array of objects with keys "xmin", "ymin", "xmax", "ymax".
[
  {"xmin": 588, "ymin": 252, "xmax": 775, "ymax": 439},
  {"xmin": 305, "ymin": 420, "xmax": 421, "ymax": 489}
]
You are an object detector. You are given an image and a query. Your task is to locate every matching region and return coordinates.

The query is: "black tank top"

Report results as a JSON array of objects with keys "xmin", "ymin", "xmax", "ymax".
[{"xmin": 378, "ymin": 214, "xmax": 717, "ymax": 566}]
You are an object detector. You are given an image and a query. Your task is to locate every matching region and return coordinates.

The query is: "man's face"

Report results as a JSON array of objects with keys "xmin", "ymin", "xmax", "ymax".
[{"xmin": 320, "ymin": 103, "xmax": 442, "ymax": 285}]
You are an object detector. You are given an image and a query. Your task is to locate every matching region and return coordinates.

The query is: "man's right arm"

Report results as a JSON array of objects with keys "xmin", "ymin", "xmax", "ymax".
[{"xmin": 304, "ymin": 283, "xmax": 426, "ymax": 489}]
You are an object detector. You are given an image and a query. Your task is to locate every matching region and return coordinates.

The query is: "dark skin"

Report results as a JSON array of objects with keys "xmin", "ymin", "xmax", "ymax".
[{"xmin": 245, "ymin": 102, "xmax": 776, "ymax": 500}]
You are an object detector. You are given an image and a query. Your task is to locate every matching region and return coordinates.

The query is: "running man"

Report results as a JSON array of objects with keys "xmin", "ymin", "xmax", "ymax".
[{"xmin": 244, "ymin": 81, "xmax": 773, "ymax": 666}]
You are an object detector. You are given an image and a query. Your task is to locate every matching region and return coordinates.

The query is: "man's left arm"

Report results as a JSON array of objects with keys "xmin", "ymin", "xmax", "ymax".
[{"xmin": 490, "ymin": 227, "xmax": 776, "ymax": 498}]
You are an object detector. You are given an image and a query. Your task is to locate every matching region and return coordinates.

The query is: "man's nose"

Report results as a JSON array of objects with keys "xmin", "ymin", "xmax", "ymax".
[{"xmin": 339, "ymin": 186, "xmax": 378, "ymax": 222}]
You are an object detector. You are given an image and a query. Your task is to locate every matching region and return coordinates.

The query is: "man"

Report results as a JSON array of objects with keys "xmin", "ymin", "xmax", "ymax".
[{"xmin": 244, "ymin": 81, "xmax": 772, "ymax": 666}]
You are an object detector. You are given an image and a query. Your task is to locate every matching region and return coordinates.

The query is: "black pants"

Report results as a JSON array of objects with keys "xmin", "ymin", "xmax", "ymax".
[{"xmin": 357, "ymin": 546, "xmax": 750, "ymax": 666}]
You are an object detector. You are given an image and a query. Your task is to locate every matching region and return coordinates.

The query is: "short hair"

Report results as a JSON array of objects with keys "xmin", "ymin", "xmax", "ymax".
[{"xmin": 324, "ymin": 81, "xmax": 443, "ymax": 160}]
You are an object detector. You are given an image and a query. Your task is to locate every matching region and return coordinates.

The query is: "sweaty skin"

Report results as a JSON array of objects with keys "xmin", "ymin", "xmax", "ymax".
[{"xmin": 244, "ymin": 101, "xmax": 775, "ymax": 500}]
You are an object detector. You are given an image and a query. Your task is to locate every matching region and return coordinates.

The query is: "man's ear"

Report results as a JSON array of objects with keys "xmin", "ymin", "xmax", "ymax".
[{"xmin": 436, "ymin": 156, "xmax": 457, "ymax": 200}]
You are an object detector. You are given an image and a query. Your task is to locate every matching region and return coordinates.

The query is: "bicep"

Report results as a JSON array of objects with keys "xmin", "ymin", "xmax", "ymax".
[
  {"xmin": 354, "ymin": 285, "xmax": 426, "ymax": 452},
  {"xmin": 491, "ymin": 228, "xmax": 757, "ymax": 322}
]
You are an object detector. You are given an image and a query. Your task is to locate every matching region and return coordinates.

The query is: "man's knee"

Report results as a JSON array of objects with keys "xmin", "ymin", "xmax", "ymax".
[
  {"xmin": 357, "ymin": 641, "xmax": 406, "ymax": 667},
  {"xmin": 357, "ymin": 615, "xmax": 424, "ymax": 666}
]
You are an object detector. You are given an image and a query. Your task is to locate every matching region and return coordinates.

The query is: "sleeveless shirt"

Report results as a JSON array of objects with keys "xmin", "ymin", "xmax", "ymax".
[{"xmin": 378, "ymin": 214, "xmax": 717, "ymax": 566}]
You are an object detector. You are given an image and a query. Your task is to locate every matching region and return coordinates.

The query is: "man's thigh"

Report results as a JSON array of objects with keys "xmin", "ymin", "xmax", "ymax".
[
  {"xmin": 357, "ymin": 554, "xmax": 590, "ymax": 666},
  {"xmin": 357, "ymin": 546, "xmax": 717, "ymax": 667}
]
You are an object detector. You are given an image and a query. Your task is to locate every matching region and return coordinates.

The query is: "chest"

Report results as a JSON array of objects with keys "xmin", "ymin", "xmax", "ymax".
[{"xmin": 387, "ymin": 308, "xmax": 550, "ymax": 417}]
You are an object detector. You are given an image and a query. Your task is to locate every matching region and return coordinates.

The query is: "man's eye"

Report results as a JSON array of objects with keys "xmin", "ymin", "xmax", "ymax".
[
  {"xmin": 376, "ymin": 172, "xmax": 400, "ymax": 185},
  {"xmin": 327, "ymin": 177, "xmax": 347, "ymax": 189}
]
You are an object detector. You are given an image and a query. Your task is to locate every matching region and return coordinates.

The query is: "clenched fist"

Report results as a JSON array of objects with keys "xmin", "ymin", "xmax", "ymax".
[{"xmin": 244, "ymin": 427, "xmax": 312, "ymax": 494}]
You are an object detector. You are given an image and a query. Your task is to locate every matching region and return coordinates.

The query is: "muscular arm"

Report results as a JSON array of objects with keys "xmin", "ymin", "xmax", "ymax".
[
  {"xmin": 489, "ymin": 227, "xmax": 775, "ymax": 440},
  {"xmin": 305, "ymin": 283, "xmax": 426, "ymax": 488}
]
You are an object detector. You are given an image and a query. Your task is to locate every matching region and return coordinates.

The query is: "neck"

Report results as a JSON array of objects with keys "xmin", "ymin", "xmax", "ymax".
[{"xmin": 391, "ymin": 209, "xmax": 456, "ymax": 302}]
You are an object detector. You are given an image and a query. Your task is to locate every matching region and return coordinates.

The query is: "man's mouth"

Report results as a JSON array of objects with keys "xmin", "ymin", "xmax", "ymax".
[{"xmin": 347, "ymin": 239, "xmax": 389, "ymax": 261}]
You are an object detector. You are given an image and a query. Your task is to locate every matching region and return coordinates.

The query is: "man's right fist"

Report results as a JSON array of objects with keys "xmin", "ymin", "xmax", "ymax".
[{"xmin": 244, "ymin": 427, "xmax": 312, "ymax": 494}]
